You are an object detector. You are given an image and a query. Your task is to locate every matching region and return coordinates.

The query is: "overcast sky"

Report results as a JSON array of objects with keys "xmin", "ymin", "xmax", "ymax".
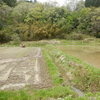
[
  {"xmin": 35, "ymin": 0, "xmax": 66, "ymax": 6},
  {"xmin": 33, "ymin": 0, "xmax": 84, "ymax": 6}
]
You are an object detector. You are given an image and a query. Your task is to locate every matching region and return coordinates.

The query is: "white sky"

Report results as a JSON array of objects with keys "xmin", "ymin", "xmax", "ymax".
[
  {"xmin": 36, "ymin": 0, "xmax": 66, "ymax": 6},
  {"xmin": 33, "ymin": 0, "xmax": 84, "ymax": 6}
]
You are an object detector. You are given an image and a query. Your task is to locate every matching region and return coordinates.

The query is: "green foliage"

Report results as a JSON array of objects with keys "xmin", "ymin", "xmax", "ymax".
[
  {"xmin": 0, "ymin": 1, "xmax": 100, "ymax": 43},
  {"xmin": 25, "ymin": 3, "xmax": 44, "ymax": 24},
  {"xmin": 0, "ymin": 30, "xmax": 11, "ymax": 43},
  {"xmin": 42, "ymin": 48, "xmax": 63, "ymax": 85},
  {"xmin": 78, "ymin": 8, "xmax": 100, "ymax": 37},
  {"xmin": 34, "ymin": 0, "xmax": 37, "ymax": 3},
  {"xmin": 10, "ymin": 34, "xmax": 21, "ymax": 45},
  {"xmin": 2, "ymin": 0, "xmax": 17, "ymax": 7},
  {"xmin": 33, "ymin": 86, "xmax": 76, "ymax": 99},
  {"xmin": 75, "ymin": 0, "xmax": 85, "ymax": 12},
  {"xmin": 13, "ymin": 2, "xmax": 34, "ymax": 23},
  {"xmin": 0, "ymin": 5, "xmax": 12, "ymax": 30},
  {"xmin": 0, "ymin": 90, "xmax": 30, "ymax": 100},
  {"xmin": 85, "ymin": 0, "xmax": 100, "ymax": 7},
  {"xmin": 65, "ymin": 33, "xmax": 87, "ymax": 40}
]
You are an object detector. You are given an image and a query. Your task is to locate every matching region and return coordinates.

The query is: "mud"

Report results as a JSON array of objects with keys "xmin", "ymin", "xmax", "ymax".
[{"xmin": 0, "ymin": 47, "xmax": 53, "ymax": 90}]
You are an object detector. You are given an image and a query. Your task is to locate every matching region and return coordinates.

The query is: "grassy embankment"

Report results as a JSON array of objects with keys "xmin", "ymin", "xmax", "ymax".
[
  {"xmin": 44, "ymin": 45, "xmax": 100, "ymax": 99},
  {"xmin": 0, "ymin": 38, "xmax": 100, "ymax": 47}
]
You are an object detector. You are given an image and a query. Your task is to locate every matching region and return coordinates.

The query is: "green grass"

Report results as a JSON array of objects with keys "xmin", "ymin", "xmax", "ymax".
[
  {"xmin": 0, "ymin": 38, "xmax": 100, "ymax": 47},
  {"xmin": 44, "ymin": 45, "xmax": 100, "ymax": 93},
  {"xmin": 32, "ymin": 86, "xmax": 77, "ymax": 100},
  {"xmin": 0, "ymin": 90, "xmax": 31, "ymax": 100},
  {"xmin": 42, "ymin": 48, "xmax": 63, "ymax": 85}
]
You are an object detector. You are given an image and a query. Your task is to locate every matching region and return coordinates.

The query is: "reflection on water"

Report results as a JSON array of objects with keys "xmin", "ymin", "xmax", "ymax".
[{"xmin": 56, "ymin": 45, "xmax": 100, "ymax": 68}]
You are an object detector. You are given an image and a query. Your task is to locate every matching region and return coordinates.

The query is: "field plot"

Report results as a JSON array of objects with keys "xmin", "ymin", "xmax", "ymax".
[{"xmin": 0, "ymin": 47, "xmax": 53, "ymax": 90}]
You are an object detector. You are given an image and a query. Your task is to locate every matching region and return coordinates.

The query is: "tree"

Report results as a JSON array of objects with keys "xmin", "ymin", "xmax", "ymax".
[
  {"xmin": 2, "ymin": 0, "xmax": 17, "ymax": 7},
  {"xmin": 65, "ymin": 0, "xmax": 78, "ymax": 11},
  {"xmin": 0, "ymin": 0, "xmax": 3, "ymax": 7},
  {"xmin": 75, "ymin": 0, "xmax": 85, "ymax": 12},
  {"xmin": 85, "ymin": 0, "xmax": 100, "ymax": 7},
  {"xmin": 0, "ymin": 5, "xmax": 12, "ymax": 29},
  {"xmin": 25, "ymin": 3, "xmax": 44, "ymax": 24},
  {"xmin": 34, "ymin": 0, "xmax": 37, "ymax": 3},
  {"xmin": 13, "ymin": 2, "xmax": 34, "ymax": 22}
]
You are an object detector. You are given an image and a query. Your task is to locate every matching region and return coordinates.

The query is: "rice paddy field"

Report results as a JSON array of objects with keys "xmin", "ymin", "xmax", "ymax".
[{"xmin": 0, "ymin": 39, "xmax": 100, "ymax": 100}]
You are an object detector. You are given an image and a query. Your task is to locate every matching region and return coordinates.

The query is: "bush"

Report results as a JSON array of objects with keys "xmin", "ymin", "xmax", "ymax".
[
  {"xmin": 0, "ymin": 30, "xmax": 11, "ymax": 43},
  {"xmin": 65, "ymin": 33, "xmax": 87, "ymax": 40},
  {"xmin": 10, "ymin": 34, "xmax": 21, "ymax": 45}
]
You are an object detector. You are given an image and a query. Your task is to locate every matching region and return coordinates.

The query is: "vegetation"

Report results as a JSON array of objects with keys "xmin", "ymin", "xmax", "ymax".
[
  {"xmin": 0, "ymin": 0, "xmax": 100, "ymax": 43},
  {"xmin": 0, "ymin": 40, "xmax": 100, "ymax": 99},
  {"xmin": 85, "ymin": 0, "xmax": 100, "ymax": 7},
  {"xmin": 45, "ymin": 45, "xmax": 100, "ymax": 92},
  {"xmin": 0, "ymin": 0, "xmax": 100, "ymax": 99}
]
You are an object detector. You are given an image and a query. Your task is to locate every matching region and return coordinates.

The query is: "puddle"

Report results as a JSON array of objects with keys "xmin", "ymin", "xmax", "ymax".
[
  {"xmin": 56, "ymin": 63, "xmax": 84, "ymax": 97},
  {"xmin": 71, "ymin": 86, "xmax": 84, "ymax": 97}
]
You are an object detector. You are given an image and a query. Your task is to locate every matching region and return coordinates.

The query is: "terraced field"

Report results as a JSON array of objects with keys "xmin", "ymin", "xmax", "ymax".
[
  {"xmin": 0, "ymin": 47, "xmax": 53, "ymax": 90},
  {"xmin": 0, "ymin": 44, "xmax": 100, "ymax": 99}
]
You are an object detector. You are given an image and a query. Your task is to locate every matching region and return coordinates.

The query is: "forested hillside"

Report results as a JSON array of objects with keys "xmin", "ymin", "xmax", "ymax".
[{"xmin": 0, "ymin": 0, "xmax": 100, "ymax": 43}]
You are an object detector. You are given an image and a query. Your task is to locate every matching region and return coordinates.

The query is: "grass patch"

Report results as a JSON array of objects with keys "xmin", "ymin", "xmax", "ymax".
[
  {"xmin": 32, "ymin": 86, "xmax": 77, "ymax": 100},
  {"xmin": 0, "ymin": 90, "xmax": 31, "ymax": 100},
  {"xmin": 0, "ymin": 38, "xmax": 100, "ymax": 47},
  {"xmin": 45, "ymin": 45, "xmax": 100, "ymax": 93},
  {"xmin": 42, "ymin": 48, "xmax": 63, "ymax": 85}
]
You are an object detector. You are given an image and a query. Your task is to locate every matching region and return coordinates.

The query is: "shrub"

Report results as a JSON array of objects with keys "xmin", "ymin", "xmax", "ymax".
[
  {"xmin": 10, "ymin": 34, "xmax": 21, "ymax": 45},
  {"xmin": 65, "ymin": 33, "xmax": 87, "ymax": 40}
]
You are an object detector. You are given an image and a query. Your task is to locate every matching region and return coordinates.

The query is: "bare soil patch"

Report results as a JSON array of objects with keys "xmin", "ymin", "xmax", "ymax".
[{"xmin": 0, "ymin": 47, "xmax": 53, "ymax": 90}]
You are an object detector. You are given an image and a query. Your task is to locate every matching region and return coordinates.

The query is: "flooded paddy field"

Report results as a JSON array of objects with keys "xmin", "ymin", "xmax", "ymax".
[
  {"xmin": 0, "ymin": 47, "xmax": 53, "ymax": 90},
  {"xmin": 56, "ymin": 45, "xmax": 100, "ymax": 68}
]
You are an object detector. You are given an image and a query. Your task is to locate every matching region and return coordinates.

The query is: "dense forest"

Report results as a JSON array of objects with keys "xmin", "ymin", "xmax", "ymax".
[{"xmin": 0, "ymin": 0, "xmax": 100, "ymax": 43}]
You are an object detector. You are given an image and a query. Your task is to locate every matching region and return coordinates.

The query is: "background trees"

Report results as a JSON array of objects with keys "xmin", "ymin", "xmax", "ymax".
[
  {"xmin": 2, "ymin": 0, "xmax": 17, "ymax": 7},
  {"xmin": 85, "ymin": 0, "xmax": 100, "ymax": 7},
  {"xmin": 0, "ymin": 0, "xmax": 100, "ymax": 43}
]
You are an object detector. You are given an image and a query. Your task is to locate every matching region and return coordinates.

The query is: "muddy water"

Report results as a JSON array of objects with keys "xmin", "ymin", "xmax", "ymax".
[{"xmin": 56, "ymin": 45, "xmax": 100, "ymax": 68}]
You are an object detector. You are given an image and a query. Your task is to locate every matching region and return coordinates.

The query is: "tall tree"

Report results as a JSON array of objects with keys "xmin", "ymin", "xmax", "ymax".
[
  {"xmin": 2, "ymin": 0, "xmax": 17, "ymax": 7},
  {"xmin": 75, "ymin": 0, "xmax": 85, "ymax": 12},
  {"xmin": 34, "ymin": 0, "xmax": 37, "ymax": 3},
  {"xmin": 85, "ymin": 0, "xmax": 100, "ymax": 7}
]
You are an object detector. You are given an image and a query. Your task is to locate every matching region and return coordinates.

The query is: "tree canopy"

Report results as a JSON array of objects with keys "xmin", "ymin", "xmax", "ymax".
[
  {"xmin": 0, "ymin": 0, "xmax": 100, "ymax": 43},
  {"xmin": 85, "ymin": 0, "xmax": 100, "ymax": 7}
]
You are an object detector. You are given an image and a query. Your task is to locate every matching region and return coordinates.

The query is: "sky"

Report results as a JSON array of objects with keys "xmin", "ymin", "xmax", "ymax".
[
  {"xmin": 32, "ymin": 0, "xmax": 84, "ymax": 6},
  {"xmin": 35, "ymin": 0, "xmax": 67, "ymax": 6}
]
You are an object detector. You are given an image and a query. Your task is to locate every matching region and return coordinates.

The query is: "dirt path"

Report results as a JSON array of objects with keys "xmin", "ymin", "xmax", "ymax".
[{"xmin": 0, "ymin": 47, "xmax": 53, "ymax": 90}]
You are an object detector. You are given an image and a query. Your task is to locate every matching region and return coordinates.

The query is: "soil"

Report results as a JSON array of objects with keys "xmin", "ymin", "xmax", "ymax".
[{"xmin": 0, "ymin": 47, "xmax": 53, "ymax": 90}]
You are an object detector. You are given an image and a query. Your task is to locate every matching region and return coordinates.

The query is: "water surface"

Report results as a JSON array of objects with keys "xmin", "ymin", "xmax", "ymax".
[{"xmin": 56, "ymin": 45, "xmax": 100, "ymax": 68}]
